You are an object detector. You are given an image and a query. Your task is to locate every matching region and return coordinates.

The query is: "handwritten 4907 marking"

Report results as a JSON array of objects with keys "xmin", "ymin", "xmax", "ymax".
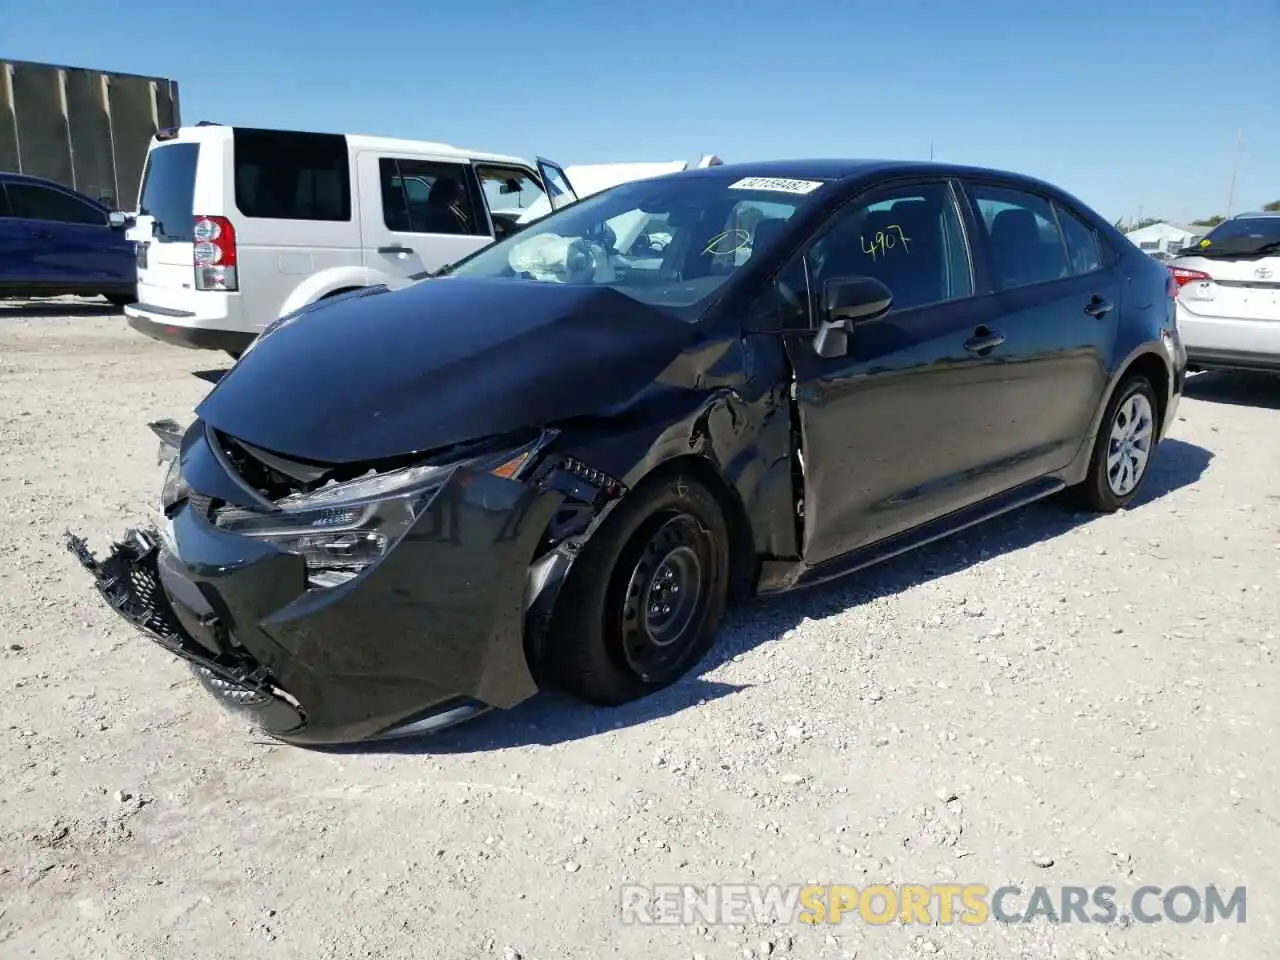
[{"xmin": 861, "ymin": 224, "xmax": 911, "ymax": 259}]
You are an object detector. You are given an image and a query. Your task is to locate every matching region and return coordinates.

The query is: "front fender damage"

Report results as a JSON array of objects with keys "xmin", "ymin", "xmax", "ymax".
[{"xmin": 521, "ymin": 453, "xmax": 630, "ymax": 669}]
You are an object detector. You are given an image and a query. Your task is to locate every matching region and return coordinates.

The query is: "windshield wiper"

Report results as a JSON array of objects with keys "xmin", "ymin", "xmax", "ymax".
[{"xmin": 409, "ymin": 262, "xmax": 454, "ymax": 283}]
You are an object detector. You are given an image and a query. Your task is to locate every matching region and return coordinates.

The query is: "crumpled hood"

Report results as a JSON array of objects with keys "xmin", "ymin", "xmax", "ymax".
[{"xmin": 195, "ymin": 278, "xmax": 697, "ymax": 464}]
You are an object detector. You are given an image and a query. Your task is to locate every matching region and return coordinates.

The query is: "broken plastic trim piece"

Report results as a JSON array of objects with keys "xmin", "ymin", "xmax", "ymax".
[
  {"xmin": 149, "ymin": 418, "xmax": 186, "ymax": 465},
  {"xmin": 63, "ymin": 528, "xmax": 297, "ymax": 710}
]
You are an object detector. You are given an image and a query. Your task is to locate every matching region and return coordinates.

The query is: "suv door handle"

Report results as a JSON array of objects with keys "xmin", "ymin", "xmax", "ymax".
[
  {"xmin": 1084, "ymin": 295, "xmax": 1113, "ymax": 318},
  {"xmin": 378, "ymin": 244, "xmax": 414, "ymax": 254},
  {"xmin": 963, "ymin": 326, "xmax": 1005, "ymax": 354}
]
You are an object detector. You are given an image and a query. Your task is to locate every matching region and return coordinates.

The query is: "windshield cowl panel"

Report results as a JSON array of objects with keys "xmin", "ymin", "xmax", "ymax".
[{"xmin": 448, "ymin": 174, "xmax": 827, "ymax": 320}]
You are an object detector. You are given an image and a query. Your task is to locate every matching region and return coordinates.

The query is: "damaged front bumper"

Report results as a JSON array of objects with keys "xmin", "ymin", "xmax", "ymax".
[{"xmin": 65, "ymin": 456, "xmax": 569, "ymax": 746}]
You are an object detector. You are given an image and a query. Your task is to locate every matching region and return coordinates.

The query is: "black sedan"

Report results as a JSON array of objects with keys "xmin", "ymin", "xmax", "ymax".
[{"xmin": 66, "ymin": 159, "xmax": 1187, "ymax": 745}]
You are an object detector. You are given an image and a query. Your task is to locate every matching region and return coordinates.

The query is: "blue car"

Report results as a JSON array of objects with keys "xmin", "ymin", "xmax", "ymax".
[{"xmin": 0, "ymin": 171, "xmax": 137, "ymax": 306}]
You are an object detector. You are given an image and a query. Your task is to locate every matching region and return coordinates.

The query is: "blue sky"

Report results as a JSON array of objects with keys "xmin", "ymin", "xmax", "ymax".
[{"xmin": 5, "ymin": 0, "xmax": 1276, "ymax": 224}]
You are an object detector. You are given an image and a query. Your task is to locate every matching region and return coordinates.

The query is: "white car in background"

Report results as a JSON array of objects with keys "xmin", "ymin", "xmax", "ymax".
[
  {"xmin": 1167, "ymin": 211, "xmax": 1280, "ymax": 373},
  {"xmin": 124, "ymin": 123, "xmax": 577, "ymax": 358}
]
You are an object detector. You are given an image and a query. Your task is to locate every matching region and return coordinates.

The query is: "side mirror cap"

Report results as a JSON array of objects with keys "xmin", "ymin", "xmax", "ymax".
[
  {"xmin": 812, "ymin": 276, "xmax": 893, "ymax": 359},
  {"xmin": 107, "ymin": 210, "xmax": 129, "ymax": 229},
  {"xmin": 822, "ymin": 276, "xmax": 893, "ymax": 325}
]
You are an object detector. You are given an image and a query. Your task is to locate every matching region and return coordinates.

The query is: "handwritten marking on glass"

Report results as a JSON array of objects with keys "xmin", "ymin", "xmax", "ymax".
[
  {"xmin": 861, "ymin": 224, "xmax": 911, "ymax": 260},
  {"xmin": 703, "ymin": 228, "xmax": 751, "ymax": 256}
]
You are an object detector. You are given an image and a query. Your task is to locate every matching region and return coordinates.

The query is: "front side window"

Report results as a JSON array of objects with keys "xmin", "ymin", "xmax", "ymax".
[
  {"xmin": 233, "ymin": 128, "xmax": 350, "ymax": 222},
  {"xmin": 447, "ymin": 173, "xmax": 825, "ymax": 318},
  {"xmin": 773, "ymin": 180, "xmax": 973, "ymax": 328},
  {"xmin": 6, "ymin": 183, "xmax": 105, "ymax": 225},
  {"xmin": 968, "ymin": 183, "xmax": 1069, "ymax": 289},
  {"xmin": 378, "ymin": 158, "xmax": 485, "ymax": 236},
  {"xmin": 477, "ymin": 166, "xmax": 545, "ymax": 216},
  {"xmin": 1054, "ymin": 202, "xmax": 1102, "ymax": 275}
]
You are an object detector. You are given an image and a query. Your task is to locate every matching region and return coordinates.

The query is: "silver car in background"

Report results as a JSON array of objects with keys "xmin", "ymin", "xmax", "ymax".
[{"xmin": 1167, "ymin": 211, "xmax": 1280, "ymax": 373}]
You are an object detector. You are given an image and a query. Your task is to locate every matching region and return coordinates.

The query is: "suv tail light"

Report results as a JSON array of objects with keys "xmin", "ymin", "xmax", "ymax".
[
  {"xmin": 193, "ymin": 216, "xmax": 238, "ymax": 292},
  {"xmin": 1167, "ymin": 265, "xmax": 1210, "ymax": 298}
]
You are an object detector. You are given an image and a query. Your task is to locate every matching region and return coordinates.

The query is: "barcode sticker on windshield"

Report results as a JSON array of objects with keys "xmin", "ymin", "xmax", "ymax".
[{"xmin": 728, "ymin": 176, "xmax": 824, "ymax": 195}]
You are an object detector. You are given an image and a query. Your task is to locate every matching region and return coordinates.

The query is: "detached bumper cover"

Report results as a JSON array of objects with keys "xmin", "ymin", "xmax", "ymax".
[
  {"xmin": 66, "ymin": 465, "xmax": 565, "ymax": 745},
  {"xmin": 66, "ymin": 528, "xmax": 308, "ymax": 736}
]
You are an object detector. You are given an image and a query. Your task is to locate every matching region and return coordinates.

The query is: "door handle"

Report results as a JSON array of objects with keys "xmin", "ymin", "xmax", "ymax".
[
  {"xmin": 963, "ymin": 327, "xmax": 1005, "ymax": 354},
  {"xmin": 1084, "ymin": 295, "xmax": 1113, "ymax": 318},
  {"xmin": 378, "ymin": 244, "xmax": 414, "ymax": 254}
]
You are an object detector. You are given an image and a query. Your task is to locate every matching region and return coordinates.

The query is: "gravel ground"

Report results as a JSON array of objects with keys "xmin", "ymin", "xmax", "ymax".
[{"xmin": 1, "ymin": 300, "xmax": 1278, "ymax": 960}]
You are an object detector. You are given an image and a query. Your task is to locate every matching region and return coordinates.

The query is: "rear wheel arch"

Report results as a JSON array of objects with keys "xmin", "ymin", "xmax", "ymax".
[{"xmin": 1123, "ymin": 352, "xmax": 1171, "ymax": 438}]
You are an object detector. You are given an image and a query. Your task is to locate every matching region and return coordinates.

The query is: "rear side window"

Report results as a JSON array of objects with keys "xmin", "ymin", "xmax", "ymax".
[
  {"xmin": 1054, "ymin": 203, "xmax": 1102, "ymax": 275},
  {"xmin": 967, "ymin": 183, "xmax": 1070, "ymax": 289},
  {"xmin": 7, "ymin": 183, "xmax": 106, "ymax": 225},
  {"xmin": 377, "ymin": 158, "xmax": 486, "ymax": 236},
  {"xmin": 138, "ymin": 143, "xmax": 199, "ymax": 241},
  {"xmin": 233, "ymin": 128, "xmax": 351, "ymax": 222}
]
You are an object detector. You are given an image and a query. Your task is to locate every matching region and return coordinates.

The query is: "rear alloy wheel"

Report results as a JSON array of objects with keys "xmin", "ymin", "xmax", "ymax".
[
  {"xmin": 1076, "ymin": 374, "xmax": 1158, "ymax": 512},
  {"xmin": 544, "ymin": 473, "xmax": 730, "ymax": 705}
]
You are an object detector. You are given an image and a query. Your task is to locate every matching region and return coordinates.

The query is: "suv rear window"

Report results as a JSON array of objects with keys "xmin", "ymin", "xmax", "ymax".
[
  {"xmin": 138, "ymin": 142, "xmax": 199, "ymax": 242},
  {"xmin": 1193, "ymin": 216, "xmax": 1280, "ymax": 258},
  {"xmin": 233, "ymin": 128, "xmax": 351, "ymax": 222}
]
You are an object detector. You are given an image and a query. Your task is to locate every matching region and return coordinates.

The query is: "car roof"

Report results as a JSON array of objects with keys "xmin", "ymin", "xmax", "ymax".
[
  {"xmin": 158, "ymin": 123, "xmax": 532, "ymax": 168},
  {"xmin": 661, "ymin": 158, "xmax": 1080, "ymax": 195},
  {"xmin": 0, "ymin": 170, "xmax": 101, "ymax": 197}
]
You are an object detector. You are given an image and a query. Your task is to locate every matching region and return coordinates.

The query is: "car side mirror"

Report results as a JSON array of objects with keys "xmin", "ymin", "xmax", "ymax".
[
  {"xmin": 108, "ymin": 210, "xmax": 129, "ymax": 229},
  {"xmin": 812, "ymin": 276, "xmax": 893, "ymax": 359}
]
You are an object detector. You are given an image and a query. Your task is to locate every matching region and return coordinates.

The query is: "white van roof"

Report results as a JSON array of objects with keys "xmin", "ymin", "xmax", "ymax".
[{"xmin": 155, "ymin": 123, "xmax": 532, "ymax": 168}]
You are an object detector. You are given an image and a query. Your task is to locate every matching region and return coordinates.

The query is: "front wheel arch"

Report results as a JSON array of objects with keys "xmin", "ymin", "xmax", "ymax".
[
  {"xmin": 627, "ymin": 455, "xmax": 758, "ymax": 601},
  {"xmin": 540, "ymin": 465, "xmax": 735, "ymax": 705}
]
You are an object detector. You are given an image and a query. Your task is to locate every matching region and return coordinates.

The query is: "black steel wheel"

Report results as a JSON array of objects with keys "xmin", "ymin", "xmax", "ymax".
[{"xmin": 544, "ymin": 471, "xmax": 731, "ymax": 705}]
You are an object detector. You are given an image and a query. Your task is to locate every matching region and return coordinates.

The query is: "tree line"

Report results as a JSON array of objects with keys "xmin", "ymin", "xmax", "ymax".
[{"xmin": 1116, "ymin": 199, "xmax": 1280, "ymax": 233}]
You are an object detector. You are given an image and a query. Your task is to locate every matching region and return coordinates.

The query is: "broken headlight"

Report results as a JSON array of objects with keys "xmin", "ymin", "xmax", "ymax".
[
  {"xmin": 212, "ymin": 439, "xmax": 541, "ymax": 589},
  {"xmin": 161, "ymin": 453, "xmax": 189, "ymax": 509}
]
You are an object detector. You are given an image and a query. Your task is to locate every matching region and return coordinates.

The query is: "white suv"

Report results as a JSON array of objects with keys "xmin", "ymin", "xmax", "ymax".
[
  {"xmin": 125, "ymin": 123, "xmax": 577, "ymax": 357},
  {"xmin": 1168, "ymin": 211, "xmax": 1280, "ymax": 373}
]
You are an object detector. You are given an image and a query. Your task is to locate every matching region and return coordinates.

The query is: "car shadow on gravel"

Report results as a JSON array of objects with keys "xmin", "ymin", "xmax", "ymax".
[
  {"xmin": 1183, "ymin": 370, "xmax": 1280, "ymax": 409},
  {"xmin": 339, "ymin": 437, "xmax": 1212, "ymax": 756},
  {"xmin": 0, "ymin": 298, "xmax": 122, "ymax": 318}
]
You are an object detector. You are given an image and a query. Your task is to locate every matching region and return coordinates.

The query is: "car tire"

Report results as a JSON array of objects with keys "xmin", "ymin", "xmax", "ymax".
[
  {"xmin": 1075, "ymin": 374, "xmax": 1159, "ymax": 513},
  {"xmin": 106, "ymin": 294, "xmax": 133, "ymax": 308},
  {"xmin": 543, "ymin": 471, "xmax": 731, "ymax": 706}
]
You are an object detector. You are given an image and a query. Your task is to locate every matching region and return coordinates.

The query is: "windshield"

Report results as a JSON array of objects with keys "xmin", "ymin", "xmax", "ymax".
[
  {"xmin": 447, "ymin": 174, "xmax": 824, "ymax": 318},
  {"xmin": 1187, "ymin": 217, "xmax": 1280, "ymax": 258}
]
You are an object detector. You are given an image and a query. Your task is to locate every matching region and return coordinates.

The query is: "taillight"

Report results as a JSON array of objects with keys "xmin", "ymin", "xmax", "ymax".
[
  {"xmin": 192, "ymin": 216, "xmax": 238, "ymax": 292},
  {"xmin": 1167, "ymin": 265, "xmax": 1210, "ymax": 298}
]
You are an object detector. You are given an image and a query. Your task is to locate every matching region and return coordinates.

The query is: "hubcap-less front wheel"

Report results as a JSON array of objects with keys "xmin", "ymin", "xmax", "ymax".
[
  {"xmin": 620, "ymin": 514, "xmax": 710, "ymax": 681},
  {"xmin": 1106, "ymin": 392, "xmax": 1154, "ymax": 496}
]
